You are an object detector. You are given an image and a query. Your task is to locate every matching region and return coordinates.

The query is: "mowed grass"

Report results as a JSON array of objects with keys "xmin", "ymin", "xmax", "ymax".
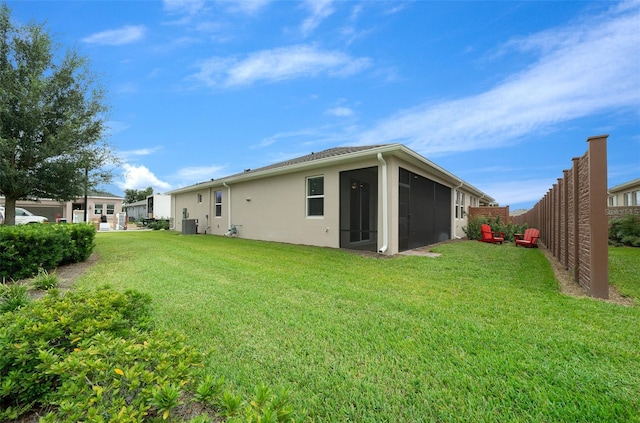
[
  {"xmin": 75, "ymin": 231, "xmax": 640, "ymax": 422},
  {"xmin": 609, "ymin": 246, "xmax": 640, "ymax": 301}
]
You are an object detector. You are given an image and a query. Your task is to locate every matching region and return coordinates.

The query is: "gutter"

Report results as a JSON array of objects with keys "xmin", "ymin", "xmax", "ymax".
[{"xmin": 377, "ymin": 153, "xmax": 389, "ymax": 253}]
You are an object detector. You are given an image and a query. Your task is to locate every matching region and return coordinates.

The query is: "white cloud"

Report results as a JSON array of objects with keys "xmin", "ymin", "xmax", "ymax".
[
  {"xmin": 255, "ymin": 125, "xmax": 357, "ymax": 150},
  {"xmin": 325, "ymin": 106, "xmax": 354, "ymax": 117},
  {"xmin": 479, "ymin": 178, "xmax": 558, "ymax": 207},
  {"xmin": 224, "ymin": 0, "xmax": 271, "ymax": 15},
  {"xmin": 175, "ymin": 165, "xmax": 226, "ymax": 181},
  {"xmin": 105, "ymin": 121, "xmax": 131, "ymax": 136},
  {"xmin": 358, "ymin": 2, "xmax": 640, "ymax": 155},
  {"xmin": 119, "ymin": 164, "xmax": 172, "ymax": 191},
  {"xmin": 82, "ymin": 25, "xmax": 146, "ymax": 45},
  {"xmin": 191, "ymin": 45, "xmax": 371, "ymax": 88},
  {"xmin": 163, "ymin": 0, "xmax": 206, "ymax": 15},
  {"xmin": 301, "ymin": 0, "xmax": 335, "ymax": 36},
  {"xmin": 119, "ymin": 147, "xmax": 163, "ymax": 161}
]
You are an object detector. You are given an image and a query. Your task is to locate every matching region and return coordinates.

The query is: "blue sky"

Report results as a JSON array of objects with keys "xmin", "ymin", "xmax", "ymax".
[{"xmin": 7, "ymin": 0, "xmax": 640, "ymax": 209}]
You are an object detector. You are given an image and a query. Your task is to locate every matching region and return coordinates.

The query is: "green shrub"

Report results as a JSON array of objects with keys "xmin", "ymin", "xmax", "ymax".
[
  {"xmin": 0, "ymin": 287, "xmax": 152, "ymax": 419},
  {"xmin": 0, "ymin": 223, "xmax": 95, "ymax": 280},
  {"xmin": 64, "ymin": 223, "xmax": 96, "ymax": 263},
  {"xmin": 609, "ymin": 215, "xmax": 640, "ymax": 247},
  {"xmin": 151, "ymin": 219, "xmax": 170, "ymax": 230},
  {"xmin": 32, "ymin": 268, "xmax": 59, "ymax": 290},
  {"xmin": 0, "ymin": 287, "xmax": 301, "ymax": 422},
  {"xmin": 0, "ymin": 282, "xmax": 30, "ymax": 313},
  {"xmin": 463, "ymin": 216, "xmax": 527, "ymax": 242}
]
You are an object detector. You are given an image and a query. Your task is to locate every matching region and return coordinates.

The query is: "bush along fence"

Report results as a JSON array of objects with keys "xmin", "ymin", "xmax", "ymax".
[{"xmin": 513, "ymin": 135, "xmax": 609, "ymax": 299}]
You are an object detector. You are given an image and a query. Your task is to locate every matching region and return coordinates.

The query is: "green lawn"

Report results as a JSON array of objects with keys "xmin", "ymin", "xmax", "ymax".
[
  {"xmin": 75, "ymin": 232, "xmax": 640, "ymax": 422},
  {"xmin": 609, "ymin": 246, "xmax": 640, "ymax": 301}
]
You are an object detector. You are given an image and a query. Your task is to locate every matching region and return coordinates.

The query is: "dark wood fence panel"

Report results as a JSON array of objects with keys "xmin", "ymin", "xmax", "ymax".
[{"xmin": 513, "ymin": 135, "xmax": 609, "ymax": 299}]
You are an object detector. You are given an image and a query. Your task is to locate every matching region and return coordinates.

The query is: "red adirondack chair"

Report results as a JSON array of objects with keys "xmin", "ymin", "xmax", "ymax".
[
  {"xmin": 479, "ymin": 224, "xmax": 504, "ymax": 244},
  {"xmin": 514, "ymin": 228, "xmax": 540, "ymax": 248}
]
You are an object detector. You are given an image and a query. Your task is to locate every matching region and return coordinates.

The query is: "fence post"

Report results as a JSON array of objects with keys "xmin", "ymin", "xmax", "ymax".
[
  {"xmin": 572, "ymin": 157, "xmax": 580, "ymax": 283},
  {"xmin": 587, "ymin": 135, "xmax": 609, "ymax": 299},
  {"xmin": 562, "ymin": 170, "xmax": 569, "ymax": 269}
]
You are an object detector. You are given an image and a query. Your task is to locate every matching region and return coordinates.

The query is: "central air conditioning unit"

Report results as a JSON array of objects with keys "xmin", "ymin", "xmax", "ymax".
[{"xmin": 182, "ymin": 219, "xmax": 197, "ymax": 235}]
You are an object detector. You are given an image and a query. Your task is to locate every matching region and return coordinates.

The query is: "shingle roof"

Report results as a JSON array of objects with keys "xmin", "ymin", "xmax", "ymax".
[
  {"xmin": 88, "ymin": 190, "xmax": 122, "ymax": 198},
  {"xmin": 224, "ymin": 145, "xmax": 389, "ymax": 179}
]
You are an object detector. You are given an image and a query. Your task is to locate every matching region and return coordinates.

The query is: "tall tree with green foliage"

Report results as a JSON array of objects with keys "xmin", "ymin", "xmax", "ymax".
[
  {"xmin": 124, "ymin": 186, "xmax": 153, "ymax": 204},
  {"xmin": 0, "ymin": 5, "xmax": 117, "ymax": 225}
]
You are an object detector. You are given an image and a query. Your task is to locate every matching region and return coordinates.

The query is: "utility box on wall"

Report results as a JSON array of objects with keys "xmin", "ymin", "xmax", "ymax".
[{"xmin": 182, "ymin": 219, "xmax": 197, "ymax": 235}]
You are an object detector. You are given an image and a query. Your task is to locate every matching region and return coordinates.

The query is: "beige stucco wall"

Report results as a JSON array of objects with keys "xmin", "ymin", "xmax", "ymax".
[
  {"xmin": 170, "ymin": 154, "xmax": 479, "ymax": 254},
  {"xmin": 173, "ymin": 157, "xmax": 384, "ymax": 249}
]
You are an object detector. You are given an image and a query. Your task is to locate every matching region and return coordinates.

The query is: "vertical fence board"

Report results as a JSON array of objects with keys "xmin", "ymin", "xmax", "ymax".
[{"xmin": 513, "ymin": 135, "xmax": 609, "ymax": 298}]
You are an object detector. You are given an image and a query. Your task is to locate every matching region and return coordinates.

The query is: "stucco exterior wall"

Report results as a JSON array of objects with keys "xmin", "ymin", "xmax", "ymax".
[
  {"xmin": 172, "ymin": 157, "xmax": 384, "ymax": 249},
  {"xmin": 169, "ymin": 148, "xmax": 490, "ymax": 255}
]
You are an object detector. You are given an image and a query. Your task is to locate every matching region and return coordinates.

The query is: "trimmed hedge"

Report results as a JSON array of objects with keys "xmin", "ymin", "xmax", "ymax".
[{"xmin": 0, "ymin": 224, "xmax": 95, "ymax": 280}]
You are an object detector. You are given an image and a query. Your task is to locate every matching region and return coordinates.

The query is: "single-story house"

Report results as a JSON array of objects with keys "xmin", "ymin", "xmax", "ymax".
[
  {"xmin": 608, "ymin": 178, "xmax": 640, "ymax": 207},
  {"xmin": 122, "ymin": 198, "xmax": 148, "ymax": 222},
  {"xmin": 168, "ymin": 144, "xmax": 496, "ymax": 255},
  {"xmin": 123, "ymin": 194, "xmax": 172, "ymax": 222},
  {"xmin": 1, "ymin": 191, "xmax": 124, "ymax": 228}
]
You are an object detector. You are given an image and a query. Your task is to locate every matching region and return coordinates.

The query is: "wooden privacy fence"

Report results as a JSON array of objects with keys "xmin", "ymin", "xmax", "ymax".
[
  {"xmin": 513, "ymin": 135, "xmax": 609, "ymax": 299},
  {"xmin": 468, "ymin": 206, "xmax": 511, "ymax": 223}
]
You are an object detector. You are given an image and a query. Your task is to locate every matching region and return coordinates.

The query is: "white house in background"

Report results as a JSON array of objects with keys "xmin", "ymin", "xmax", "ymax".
[
  {"xmin": 168, "ymin": 144, "xmax": 496, "ymax": 255},
  {"xmin": 123, "ymin": 194, "xmax": 171, "ymax": 222}
]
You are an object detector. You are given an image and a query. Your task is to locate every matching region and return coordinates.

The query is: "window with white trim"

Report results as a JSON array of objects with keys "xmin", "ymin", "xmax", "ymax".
[
  {"xmin": 215, "ymin": 191, "xmax": 222, "ymax": 217},
  {"xmin": 197, "ymin": 193, "xmax": 203, "ymax": 204},
  {"xmin": 634, "ymin": 191, "xmax": 640, "ymax": 206},
  {"xmin": 306, "ymin": 176, "xmax": 324, "ymax": 217},
  {"xmin": 106, "ymin": 204, "xmax": 115, "ymax": 215},
  {"xmin": 94, "ymin": 204, "xmax": 103, "ymax": 215},
  {"xmin": 624, "ymin": 192, "xmax": 632, "ymax": 206},
  {"xmin": 455, "ymin": 191, "xmax": 465, "ymax": 219}
]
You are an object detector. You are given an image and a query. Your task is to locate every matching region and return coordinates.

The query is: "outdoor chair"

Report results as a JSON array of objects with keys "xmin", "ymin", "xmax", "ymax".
[
  {"xmin": 478, "ymin": 224, "xmax": 505, "ymax": 244},
  {"xmin": 514, "ymin": 228, "xmax": 540, "ymax": 248}
]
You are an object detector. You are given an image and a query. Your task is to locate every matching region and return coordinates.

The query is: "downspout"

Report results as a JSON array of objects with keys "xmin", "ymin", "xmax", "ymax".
[
  {"xmin": 223, "ymin": 182, "xmax": 232, "ymax": 231},
  {"xmin": 453, "ymin": 181, "xmax": 464, "ymax": 239},
  {"xmin": 169, "ymin": 195, "xmax": 176, "ymax": 230},
  {"xmin": 377, "ymin": 153, "xmax": 388, "ymax": 253}
]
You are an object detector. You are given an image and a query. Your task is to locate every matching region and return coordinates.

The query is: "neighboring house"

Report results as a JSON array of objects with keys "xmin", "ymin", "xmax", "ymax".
[
  {"xmin": 122, "ymin": 198, "xmax": 147, "ymax": 222},
  {"xmin": 608, "ymin": 178, "xmax": 640, "ymax": 207},
  {"xmin": 1, "ymin": 191, "xmax": 124, "ymax": 228},
  {"xmin": 169, "ymin": 144, "xmax": 496, "ymax": 255},
  {"xmin": 123, "ymin": 194, "xmax": 171, "ymax": 222},
  {"xmin": 607, "ymin": 178, "xmax": 640, "ymax": 217}
]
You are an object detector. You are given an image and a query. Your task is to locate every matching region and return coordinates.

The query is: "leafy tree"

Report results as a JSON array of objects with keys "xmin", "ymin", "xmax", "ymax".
[
  {"xmin": 0, "ymin": 5, "xmax": 117, "ymax": 225},
  {"xmin": 124, "ymin": 186, "xmax": 153, "ymax": 204}
]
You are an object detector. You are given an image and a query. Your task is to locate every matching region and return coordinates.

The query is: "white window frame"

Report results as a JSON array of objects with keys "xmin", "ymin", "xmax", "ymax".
[
  {"xmin": 306, "ymin": 175, "xmax": 324, "ymax": 218},
  {"xmin": 197, "ymin": 193, "xmax": 203, "ymax": 204},
  {"xmin": 634, "ymin": 191, "xmax": 640, "ymax": 206},
  {"xmin": 455, "ymin": 191, "xmax": 465, "ymax": 219},
  {"xmin": 106, "ymin": 204, "xmax": 115, "ymax": 215},
  {"xmin": 624, "ymin": 192, "xmax": 632, "ymax": 206},
  {"xmin": 214, "ymin": 191, "xmax": 222, "ymax": 217},
  {"xmin": 94, "ymin": 204, "xmax": 103, "ymax": 215}
]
